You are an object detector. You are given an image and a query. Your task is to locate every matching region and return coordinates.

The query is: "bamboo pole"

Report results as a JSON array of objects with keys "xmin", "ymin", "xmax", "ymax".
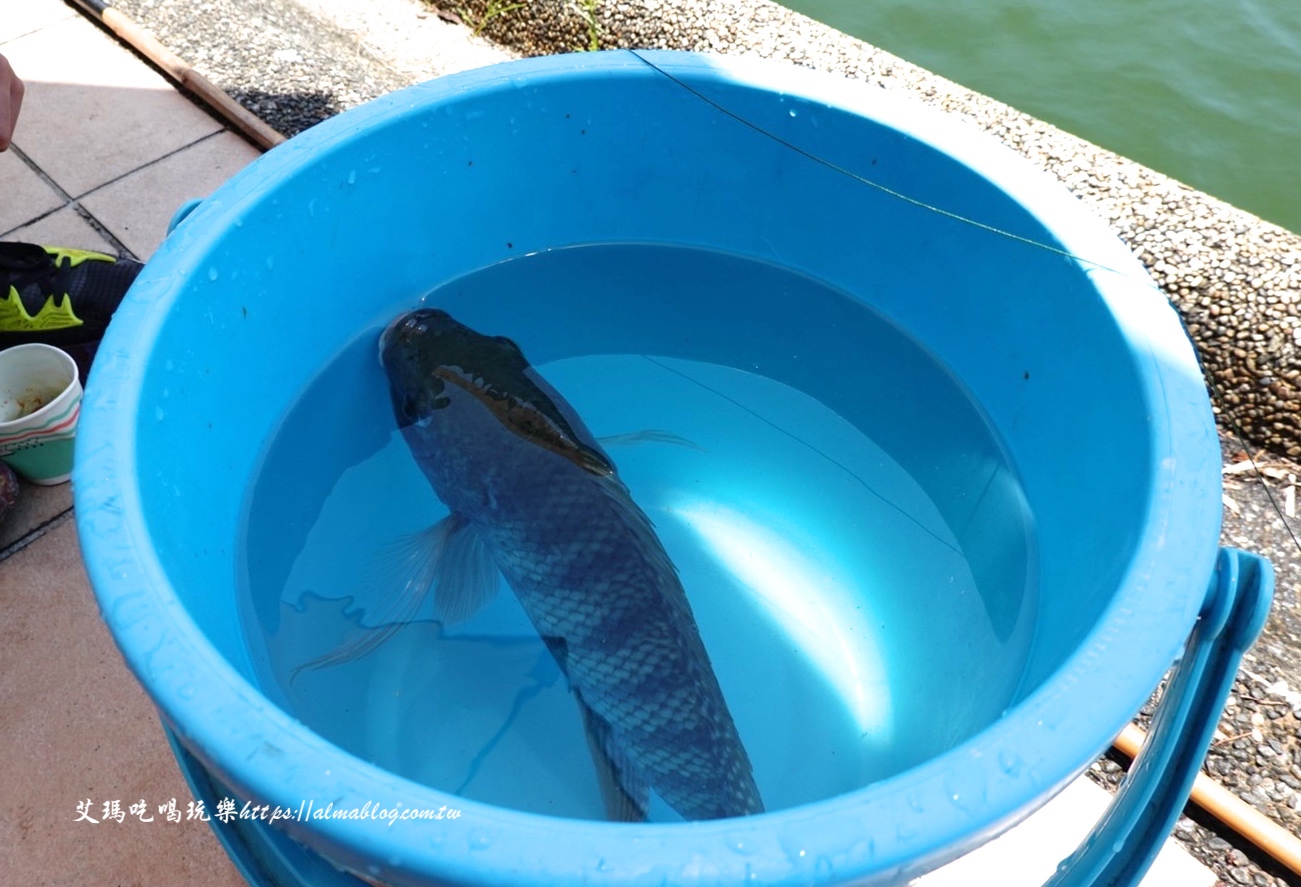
[
  {"xmin": 1114, "ymin": 722, "xmax": 1301, "ymax": 877},
  {"xmin": 66, "ymin": 0, "xmax": 286, "ymax": 151}
]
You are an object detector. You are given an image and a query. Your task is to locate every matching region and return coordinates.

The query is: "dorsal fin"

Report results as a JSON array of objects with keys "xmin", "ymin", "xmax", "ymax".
[{"xmin": 435, "ymin": 365, "xmax": 614, "ymax": 475}]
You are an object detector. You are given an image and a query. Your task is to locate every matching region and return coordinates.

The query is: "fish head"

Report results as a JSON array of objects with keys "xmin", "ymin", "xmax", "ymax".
[
  {"xmin": 379, "ymin": 308, "xmax": 514, "ymax": 428},
  {"xmin": 380, "ymin": 308, "xmax": 613, "ymax": 475}
]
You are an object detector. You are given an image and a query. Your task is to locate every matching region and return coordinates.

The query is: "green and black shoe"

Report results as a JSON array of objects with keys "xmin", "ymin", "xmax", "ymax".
[{"xmin": 0, "ymin": 241, "xmax": 142, "ymax": 350}]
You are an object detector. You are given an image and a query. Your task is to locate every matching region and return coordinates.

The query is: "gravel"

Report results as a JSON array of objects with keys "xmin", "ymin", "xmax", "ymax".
[
  {"xmin": 112, "ymin": 0, "xmax": 507, "ymax": 136},
  {"xmin": 111, "ymin": 0, "xmax": 406, "ymax": 135},
  {"xmin": 82, "ymin": 0, "xmax": 1301, "ymax": 884}
]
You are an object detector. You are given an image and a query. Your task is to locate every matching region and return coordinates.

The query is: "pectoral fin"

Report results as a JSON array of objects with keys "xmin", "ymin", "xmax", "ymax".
[
  {"xmin": 597, "ymin": 429, "xmax": 703, "ymax": 451},
  {"xmin": 292, "ymin": 513, "xmax": 500, "ymax": 677},
  {"xmin": 433, "ymin": 515, "xmax": 501, "ymax": 623}
]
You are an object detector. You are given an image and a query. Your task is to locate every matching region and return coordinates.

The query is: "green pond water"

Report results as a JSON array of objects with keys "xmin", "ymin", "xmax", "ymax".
[{"xmin": 778, "ymin": 0, "xmax": 1301, "ymax": 235}]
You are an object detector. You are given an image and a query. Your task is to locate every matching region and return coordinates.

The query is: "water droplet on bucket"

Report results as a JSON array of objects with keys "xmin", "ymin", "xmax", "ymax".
[
  {"xmin": 943, "ymin": 768, "xmax": 988, "ymax": 814},
  {"xmin": 207, "ymin": 267, "xmax": 219, "ymax": 281},
  {"xmin": 177, "ymin": 684, "xmax": 195, "ymax": 699},
  {"xmin": 347, "ymin": 170, "xmax": 357, "ymax": 185},
  {"xmin": 789, "ymin": 109, "xmax": 797, "ymax": 117},
  {"xmin": 1111, "ymin": 838, "xmax": 1126, "ymax": 854},
  {"xmin": 998, "ymin": 749, "xmax": 1023, "ymax": 777},
  {"xmin": 469, "ymin": 832, "xmax": 490, "ymax": 850},
  {"xmin": 154, "ymin": 407, "xmax": 165, "ymax": 421},
  {"xmin": 265, "ymin": 255, "xmax": 275, "ymax": 270}
]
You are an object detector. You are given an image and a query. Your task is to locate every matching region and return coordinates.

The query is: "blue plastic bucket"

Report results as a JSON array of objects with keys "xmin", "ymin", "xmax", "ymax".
[{"xmin": 75, "ymin": 51, "xmax": 1271, "ymax": 886}]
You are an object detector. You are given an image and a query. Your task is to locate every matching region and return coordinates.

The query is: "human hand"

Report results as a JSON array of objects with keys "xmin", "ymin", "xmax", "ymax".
[{"xmin": 0, "ymin": 53, "xmax": 25, "ymax": 151}]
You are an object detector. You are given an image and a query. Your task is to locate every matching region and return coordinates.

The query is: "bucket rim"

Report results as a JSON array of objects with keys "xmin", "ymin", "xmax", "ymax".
[{"xmin": 74, "ymin": 49, "xmax": 1221, "ymax": 885}]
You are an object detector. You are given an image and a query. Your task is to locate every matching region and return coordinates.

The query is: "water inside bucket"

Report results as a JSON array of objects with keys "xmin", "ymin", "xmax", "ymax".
[{"xmin": 237, "ymin": 243, "xmax": 1038, "ymax": 821}]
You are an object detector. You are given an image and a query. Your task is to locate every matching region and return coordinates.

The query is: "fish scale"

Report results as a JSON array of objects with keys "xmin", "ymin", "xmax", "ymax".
[
  {"xmin": 499, "ymin": 444, "xmax": 759, "ymax": 816},
  {"xmin": 383, "ymin": 308, "xmax": 763, "ymax": 821},
  {"xmin": 470, "ymin": 447, "xmax": 761, "ymax": 820}
]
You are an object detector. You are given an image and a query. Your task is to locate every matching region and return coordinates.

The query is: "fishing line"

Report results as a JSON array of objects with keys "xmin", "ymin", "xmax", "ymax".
[
  {"xmin": 626, "ymin": 50, "xmax": 1147, "ymax": 286},
  {"xmin": 628, "ymin": 49, "xmax": 1301, "ymax": 558},
  {"xmin": 641, "ymin": 355, "xmax": 967, "ymax": 558}
]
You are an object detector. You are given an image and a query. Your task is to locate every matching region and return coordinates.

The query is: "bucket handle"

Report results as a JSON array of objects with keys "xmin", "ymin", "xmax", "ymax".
[
  {"xmin": 167, "ymin": 198, "xmax": 205, "ymax": 235},
  {"xmin": 1046, "ymin": 547, "xmax": 1274, "ymax": 887}
]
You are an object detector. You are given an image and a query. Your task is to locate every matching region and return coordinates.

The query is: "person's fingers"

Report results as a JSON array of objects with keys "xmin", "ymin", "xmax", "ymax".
[
  {"xmin": 0, "ymin": 54, "xmax": 24, "ymax": 151},
  {"xmin": 8, "ymin": 74, "xmax": 25, "ymax": 145}
]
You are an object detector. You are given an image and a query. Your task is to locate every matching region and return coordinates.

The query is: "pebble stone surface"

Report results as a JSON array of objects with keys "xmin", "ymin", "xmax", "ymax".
[
  {"xmin": 112, "ymin": 0, "xmax": 512, "ymax": 135},
  {"xmin": 90, "ymin": 1, "xmax": 1301, "ymax": 885}
]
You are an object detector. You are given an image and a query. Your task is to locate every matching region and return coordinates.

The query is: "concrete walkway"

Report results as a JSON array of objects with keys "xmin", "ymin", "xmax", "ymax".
[
  {"xmin": 0, "ymin": 1, "xmax": 254, "ymax": 882},
  {"xmin": 0, "ymin": 2, "xmax": 1215, "ymax": 885}
]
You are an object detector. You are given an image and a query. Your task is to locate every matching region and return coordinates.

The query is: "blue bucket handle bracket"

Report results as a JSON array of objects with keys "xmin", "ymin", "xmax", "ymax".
[
  {"xmin": 167, "ymin": 198, "xmax": 205, "ymax": 235},
  {"xmin": 1047, "ymin": 547, "xmax": 1274, "ymax": 887}
]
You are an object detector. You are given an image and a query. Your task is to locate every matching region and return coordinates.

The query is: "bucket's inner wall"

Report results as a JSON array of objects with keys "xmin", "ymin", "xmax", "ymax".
[
  {"xmin": 132, "ymin": 59, "xmax": 1150, "ymax": 773},
  {"xmin": 234, "ymin": 242, "xmax": 1040, "ymax": 816}
]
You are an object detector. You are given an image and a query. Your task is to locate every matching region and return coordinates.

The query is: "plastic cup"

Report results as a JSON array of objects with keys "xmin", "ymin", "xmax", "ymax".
[{"xmin": 0, "ymin": 344, "xmax": 82, "ymax": 485}]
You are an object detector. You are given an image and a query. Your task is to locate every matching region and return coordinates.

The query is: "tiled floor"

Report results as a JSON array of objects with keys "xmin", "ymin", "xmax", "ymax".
[
  {"xmin": 0, "ymin": 3, "xmax": 1218, "ymax": 886},
  {"xmin": 1, "ymin": 1, "xmax": 255, "ymax": 883}
]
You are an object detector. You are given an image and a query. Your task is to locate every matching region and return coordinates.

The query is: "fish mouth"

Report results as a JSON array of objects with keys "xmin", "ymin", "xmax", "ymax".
[
  {"xmin": 382, "ymin": 308, "xmax": 449, "ymax": 351},
  {"xmin": 378, "ymin": 319, "xmax": 398, "ymax": 366},
  {"xmin": 379, "ymin": 309, "xmax": 464, "ymax": 372},
  {"xmin": 379, "ymin": 314, "xmax": 404, "ymax": 347},
  {"xmin": 378, "ymin": 313, "xmax": 409, "ymax": 366}
]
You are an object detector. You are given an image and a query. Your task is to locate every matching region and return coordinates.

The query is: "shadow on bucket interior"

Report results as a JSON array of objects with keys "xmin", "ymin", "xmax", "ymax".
[{"xmin": 75, "ymin": 50, "xmax": 1273, "ymax": 887}]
